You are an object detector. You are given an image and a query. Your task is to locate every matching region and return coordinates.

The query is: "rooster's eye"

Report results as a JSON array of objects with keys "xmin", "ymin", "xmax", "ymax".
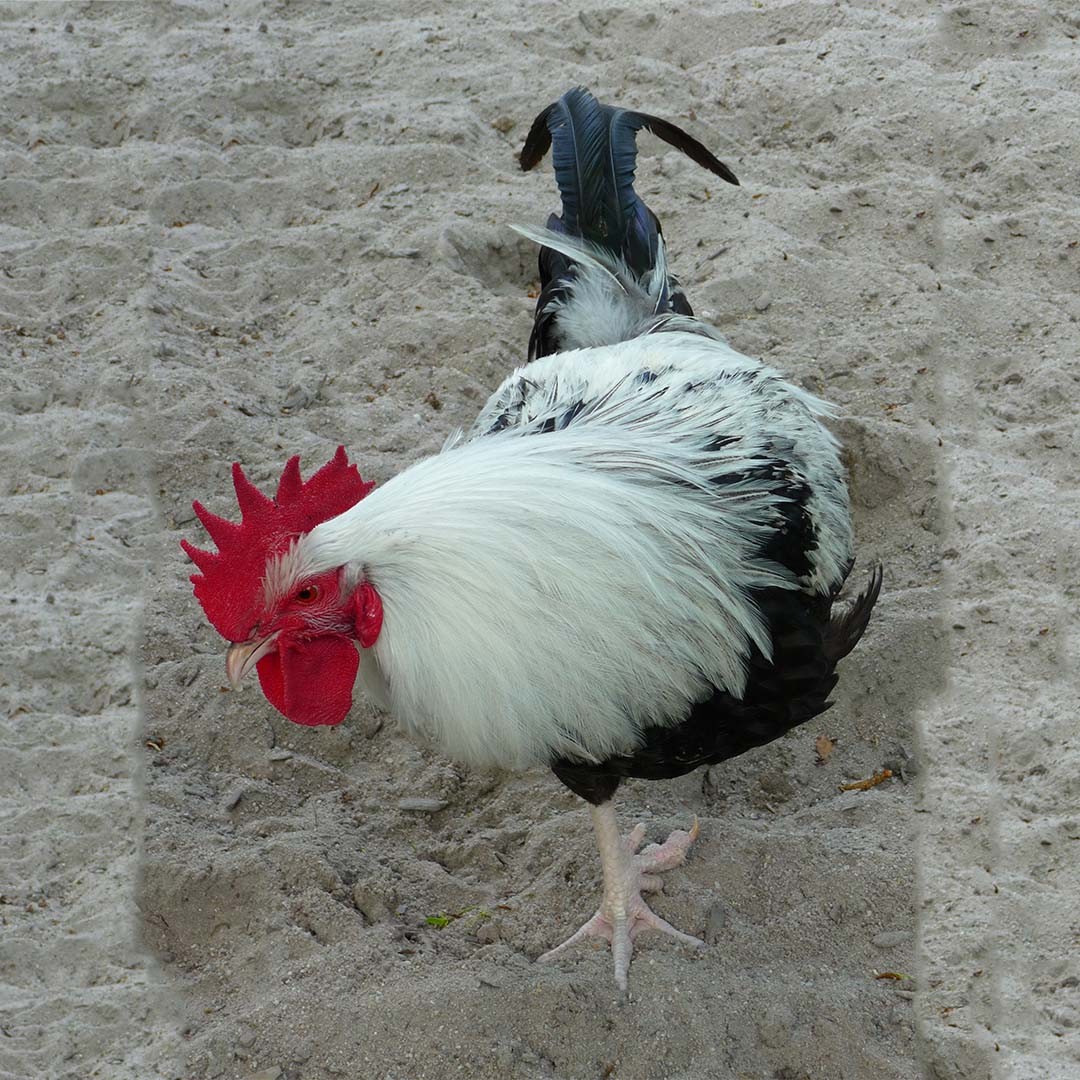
[{"xmin": 294, "ymin": 585, "xmax": 319, "ymax": 603}]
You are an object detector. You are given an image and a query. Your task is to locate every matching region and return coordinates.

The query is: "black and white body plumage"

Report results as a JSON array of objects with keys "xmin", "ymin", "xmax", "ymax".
[
  {"xmin": 298, "ymin": 87, "xmax": 881, "ymax": 988},
  {"xmin": 465, "ymin": 338, "xmax": 879, "ymax": 806}
]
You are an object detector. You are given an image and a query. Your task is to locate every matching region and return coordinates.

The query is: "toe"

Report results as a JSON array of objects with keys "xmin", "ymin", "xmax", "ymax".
[
  {"xmin": 635, "ymin": 906, "xmax": 706, "ymax": 949},
  {"xmin": 611, "ymin": 922, "xmax": 633, "ymax": 991},
  {"xmin": 536, "ymin": 911, "xmax": 612, "ymax": 963},
  {"xmin": 636, "ymin": 817, "xmax": 700, "ymax": 873},
  {"xmin": 637, "ymin": 872, "xmax": 664, "ymax": 894}
]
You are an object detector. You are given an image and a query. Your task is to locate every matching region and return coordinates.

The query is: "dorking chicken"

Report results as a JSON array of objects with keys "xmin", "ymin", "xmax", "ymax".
[{"xmin": 182, "ymin": 86, "xmax": 881, "ymax": 991}]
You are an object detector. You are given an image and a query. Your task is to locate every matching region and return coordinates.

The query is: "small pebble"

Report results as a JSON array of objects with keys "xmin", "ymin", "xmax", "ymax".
[
  {"xmin": 753, "ymin": 293, "xmax": 772, "ymax": 313},
  {"xmin": 475, "ymin": 920, "xmax": 500, "ymax": 944},
  {"xmin": 221, "ymin": 785, "xmax": 246, "ymax": 811},
  {"xmin": 705, "ymin": 902, "xmax": 727, "ymax": 943},
  {"xmin": 268, "ymin": 749, "xmax": 293, "ymax": 762}
]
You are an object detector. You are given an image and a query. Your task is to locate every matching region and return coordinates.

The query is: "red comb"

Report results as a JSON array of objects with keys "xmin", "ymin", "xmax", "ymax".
[{"xmin": 181, "ymin": 446, "xmax": 375, "ymax": 641}]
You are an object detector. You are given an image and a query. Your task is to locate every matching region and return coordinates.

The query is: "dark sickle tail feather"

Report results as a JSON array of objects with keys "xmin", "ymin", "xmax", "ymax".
[
  {"xmin": 520, "ymin": 86, "xmax": 739, "ymax": 360},
  {"xmin": 825, "ymin": 563, "xmax": 883, "ymax": 664}
]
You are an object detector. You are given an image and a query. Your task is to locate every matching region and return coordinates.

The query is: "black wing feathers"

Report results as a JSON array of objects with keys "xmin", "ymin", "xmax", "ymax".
[{"xmin": 553, "ymin": 566, "xmax": 884, "ymax": 805}]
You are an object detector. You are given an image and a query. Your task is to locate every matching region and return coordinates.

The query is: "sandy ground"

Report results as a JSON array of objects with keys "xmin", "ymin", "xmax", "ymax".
[{"xmin": 0, "ymin": 1, "xmax": 1076, "ymax": 1078}]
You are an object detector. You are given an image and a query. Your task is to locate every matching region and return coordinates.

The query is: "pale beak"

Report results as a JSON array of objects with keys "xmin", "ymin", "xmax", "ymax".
[{"xmin": 226, "ymin": 633, "xmax": 279, "ymax": 689}]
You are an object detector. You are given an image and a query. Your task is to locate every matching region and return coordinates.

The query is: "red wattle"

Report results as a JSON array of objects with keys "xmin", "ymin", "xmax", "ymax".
[{"xmin": 256, "ymin": 635, "xmax": 359, "ymax": 727}]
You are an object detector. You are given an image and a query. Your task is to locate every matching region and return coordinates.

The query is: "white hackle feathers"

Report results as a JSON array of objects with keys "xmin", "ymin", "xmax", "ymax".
[{"xmin": 300, "ymin": 332, "xmax": 853, "ymax": 772}]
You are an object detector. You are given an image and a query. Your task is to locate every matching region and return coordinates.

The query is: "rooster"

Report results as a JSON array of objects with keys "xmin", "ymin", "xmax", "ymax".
[{"xmin": 182, "ymin": 87, "xmax": 881, "ymax": 991}]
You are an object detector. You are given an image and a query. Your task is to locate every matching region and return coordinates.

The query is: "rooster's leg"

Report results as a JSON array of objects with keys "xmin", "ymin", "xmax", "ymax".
[{"xmin": 536, "ymin": 801, "xmax": 704, "ymax": 990}]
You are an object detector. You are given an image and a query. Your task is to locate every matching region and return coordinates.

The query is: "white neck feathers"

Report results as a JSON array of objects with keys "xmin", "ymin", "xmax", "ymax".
[{"xmin": 305, "ymin": 429, "xmax": 785, "ymax": 770}]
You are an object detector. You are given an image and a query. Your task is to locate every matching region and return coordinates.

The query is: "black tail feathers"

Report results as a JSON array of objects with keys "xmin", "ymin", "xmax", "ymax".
[
  {"xmin": 825, "ymin": 564, "xmax": 884, "ymax": 665},
  {"xmin": 519, "ymin": 86, "xmax": 739, "ymax": 360}
]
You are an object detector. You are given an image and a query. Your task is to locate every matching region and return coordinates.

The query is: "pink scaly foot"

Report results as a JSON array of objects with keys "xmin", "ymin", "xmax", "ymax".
[{"xmin": 537, "ymin": 802, "xmax": 704, "ymax": 990}]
